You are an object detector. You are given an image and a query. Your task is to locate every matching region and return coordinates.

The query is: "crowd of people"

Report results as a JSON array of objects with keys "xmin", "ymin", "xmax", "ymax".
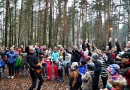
[{"xmin": 0, "ymin": 37, "xmax": 130, "ymax": 90}]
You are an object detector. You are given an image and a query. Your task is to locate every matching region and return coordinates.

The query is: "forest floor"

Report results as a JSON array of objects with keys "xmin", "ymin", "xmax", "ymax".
[{"xmin": 0, "ymin": 68, "xmax": 70, "ymax": 90}]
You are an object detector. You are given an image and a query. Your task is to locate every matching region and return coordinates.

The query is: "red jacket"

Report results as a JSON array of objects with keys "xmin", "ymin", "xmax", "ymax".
[
  {"xmin": 124, "ymin": 62, "xmax": 130, "ymax": 85},
  {"xmin": 112, "ymin": 53, "xmax": 115, "ymax": 59}
]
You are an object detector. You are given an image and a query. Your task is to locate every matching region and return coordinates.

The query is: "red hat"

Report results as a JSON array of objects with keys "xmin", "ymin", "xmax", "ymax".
[{"xmin": 54, "ymin": 48, "xmax": 57, "ymax": 50}]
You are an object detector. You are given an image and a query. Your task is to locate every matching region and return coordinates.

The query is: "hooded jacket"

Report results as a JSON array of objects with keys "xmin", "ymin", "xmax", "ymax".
[
  {"xmin": 0, "ymin": 59, "xmax": 3, "ymax": 67},
  {"xmin": 52, "ymin": 51, "xmax": 59, "ymax": 61},
  {"xmin": 6, "ymin": 51, "xmax": 18, "ymax": 63}
]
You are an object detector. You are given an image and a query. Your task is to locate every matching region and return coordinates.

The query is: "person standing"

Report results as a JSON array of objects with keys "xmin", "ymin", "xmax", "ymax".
[
  {"xmin": 6, "ymin": 47, "xmax": 18, "ymax": 79},
  {"xmin": 25, "ymin": 46, "xmax": 44, "ymax": 90},
  {"xmin": 52, "ymin": 47, "xmax": 59, "ymax": 64}
]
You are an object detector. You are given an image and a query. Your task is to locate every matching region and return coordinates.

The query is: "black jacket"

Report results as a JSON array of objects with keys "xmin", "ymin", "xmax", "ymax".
[
  {"xmin": 0, "ymin": 51, "xmax": 6, "ymax": 62},
  {"xmin": 27, "ymin": 53, "xmax": 41, "ymax": 78},
  {"xmin": 82, "ymin": 43, "xmax": 92, "ymax": 56}
]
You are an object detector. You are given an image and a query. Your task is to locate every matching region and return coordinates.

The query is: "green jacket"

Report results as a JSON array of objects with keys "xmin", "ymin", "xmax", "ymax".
[{"xmin": 15, "ymin": 56, "xmax": 21, "ymax": 66}]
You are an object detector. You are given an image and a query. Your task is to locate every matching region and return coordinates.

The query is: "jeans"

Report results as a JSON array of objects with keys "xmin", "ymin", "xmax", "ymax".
[
  {"xmin": 42, "ymin": 63, "xmax": 47, "ymax": 75},
  {"xmin": 0, "ymin": 67, "xmax": 3, "ymax": 78},
  {"xmin": 21, "ymin": 64, "xmax": 29, "ymax": 76},
  {"xmin": 8, "ymin": 63, "xmax": 14, "ymax": 76},
  {"xmin": 28, "ymin": 73, "xmax": 44, "ymax": 90}
]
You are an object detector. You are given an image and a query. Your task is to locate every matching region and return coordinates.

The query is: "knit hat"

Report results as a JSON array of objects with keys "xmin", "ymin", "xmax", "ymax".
[
  {"xmin": 59, "ymin": 56, "xmax": 63, "ymax": 60},
  {"xmin": 107, "ymin": 64, "xmax": 120, "ymax": 75},
  {"xmin": 72, "ymin": 62, "xmax": 79, "ymax": 69},
  {"xmin": 81, "ymin": 60, "xmax": 86, "ymax": 65},
  {"xmin": 25, "ymin": 47, "xmax": 29, "ymax": 53},
  {"xmin": 91, "ymin": 53, "xmax": 99, "ymax": 60},
  {"xmin": 54, "ymin": 47, "xmax": 57, "ymax": 50},
  {"xmin": 87, "ymin": 63, "xmax": 95, "ymax": 70}
]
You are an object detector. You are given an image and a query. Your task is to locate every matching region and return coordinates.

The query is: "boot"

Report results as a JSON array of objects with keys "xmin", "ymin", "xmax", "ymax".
[
  {"xmin": 59, "ymin": 78, "xmax": 62, "ymax": 82},
  {"xmin": 57, "ymin": 77, "xmax": 60, "ymax": 81}
]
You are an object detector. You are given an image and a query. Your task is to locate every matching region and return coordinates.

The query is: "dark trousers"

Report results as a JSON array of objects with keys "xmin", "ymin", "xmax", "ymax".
[
  {"xmin": 101, "ymin": 76, "xmax": 108, "ymax": 88},
  {"xmin": 70, "ymin": 86, "xmax": 78, "ymax": 90},
  {"xmin": 58, "ymin": 70, "xmax": 63, "ymax": 78},
  {"xmin": 21, "ymin": 64, "xmax": 29, "ymax": 75},
  {"xmin": 8, "ymin": 63, "xmax": 14, "ymax": 76},
  {"xmin": 77, "ymin": 81, "xmax": 82, "ymax": 90},
  {"xmin": 65, "ymin": 66, "xmax": 69, "ymax": 76},
  {"xmin": 29, "ymin": 73, "xmax": 44, "ymax": 90},
  {"xmin": 42, "ymin": 63, "xmax": 47, "ymax": 75},
  {"xmin": 93, "ymin": 85, "xmax": 99, "ymax": 90},
  {"xmin": 15, "ymin": 66, "xmax": 20, "ymax": 75}
]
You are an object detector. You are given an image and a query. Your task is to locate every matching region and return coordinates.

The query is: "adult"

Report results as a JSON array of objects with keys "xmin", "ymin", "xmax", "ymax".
[
  {"xmin": 25, "ymin": 46, "xmax": 44, "ymax": 90},
  {"xmin": 58, "ymin": 47, "xmax": 65, "ymax": 60},
  {"xmin": 6, "ymin": 47, "xmax": 18, "ymax": 79}
]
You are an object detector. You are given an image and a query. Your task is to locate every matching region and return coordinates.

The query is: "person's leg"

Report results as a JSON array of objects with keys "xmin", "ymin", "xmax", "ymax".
[
  {"xmin": 101, "ymin": 76, "xmax": 108, "ymax": 88},
  {"xmin": 11, "ymin": 63, "xmax": 14, "ymax": 76},
  {"xmin": 0, "ymin": 68, "xmax": 3, "ymax": 78},
  {"xmin": 8, "ymin": 63, "xmax": 11, "ymax": 76},
  {"xmin": 15, "ymin": 66, "xmax": 17, "ymax": 76},
  {"xmin": 17, "ymin": 66, "xmax": 19, "ymax": 75},
  {"xmin": 3, "ymin": 63, "xmax": 5, "ymax": 73},
  {"xmin": 28, "ymin": 77, "xmax": 37, "ymax": 90},
  {"xmin": 93, "ymin": 85, "xmax": 99, "ymax": 90},
  {"xmin": 21, "ymin": 65, "xmax": 24, "ymax": 76},
  {"xmin": 25, "ymin": 65, "xmax": 29, "ymax": 76},
  {"xmin": 37, "ymin": 73, "xmax": 44, "ymax": 90}
]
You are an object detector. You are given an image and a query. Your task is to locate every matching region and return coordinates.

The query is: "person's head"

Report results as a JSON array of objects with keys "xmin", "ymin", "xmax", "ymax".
[
  {"xmin": 87, "ymin": 63, "xmax": 95, "ymax": 71},
  {"xmin": 91, "ymin": 53, "xmax": 99, "ymax": 61},
  {"xmin": 59, "ymin": 56, "xmax": 63, "ymax": 61},
  {"xmin": 47, "ymin": 56, "xmax": 51, "ymax": 61},
  {"xmin": 80, "ymin": 60, "xmax": 86, "ymax": 66},
  {"xmin": 65, "ymin": 56, "xmax": 69, "ymax": 61},
  {"xmin": 60, "ymin": 47, "xmax": 63, "ymax": 51},
  {"xmin": 10, "ymin": 47, "xmax": 14, "ymax": 51},
  {"xmin": 105, "ymin": 46, "xmax": 109, "ymax": 51},
  {"xmin": 126, "ymin": 41, "xmax": 130, "ymax": 48},
  {"xmin": 107, "ymin": 64, "xmax": 120, "ymax": 76},
  {"xmin": 54, "ymin": 47, "xmax": 57, "ymax": 52},
  {"xmin": 25, "ymin": 46, "xmax": 34, "ymax": 53},
  {"xmin": 119, "ymin": 52, "xmax": 130, "ymax": 64},
  {"xmin": 71, "ymin": 62, "xmax": 79, "ymax": 70}
]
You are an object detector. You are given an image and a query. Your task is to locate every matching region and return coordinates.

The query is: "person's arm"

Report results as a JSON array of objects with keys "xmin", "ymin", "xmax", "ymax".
[
  {"xmin": 115, "ymin": 39, "xmax": 121, "ymax": 54},
  {"xmin": 14, "ymin": 53, "xmax": 18, "ymax": 62},
  {"xmin": 82, "ymin": 44, "xmax": 86, "ymax": 51},
  {"xmin": 72, "ymin": 72, "xmax": 79, "ymax": 87},
  {"xmin": 65, "ymin": 49, "xmax": 73, "ymax": 54},
  {"xmin": 27, "ymin": 57, "xmax": 41, "ymax": 69}
]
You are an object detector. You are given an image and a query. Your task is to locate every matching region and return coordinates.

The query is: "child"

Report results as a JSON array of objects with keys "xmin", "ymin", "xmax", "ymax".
[
  {"xmin": 0, "ymin": 55, "xmax": 3, "ymax": 78},
  {"xmin": 53, "ymin": 59, "xmax": 59, "ymax": 79},
  {"xmin": 91, "ymin": 53, "xmax": 101, "ymax": 90},
  {"xmin": 77, "ymin": 60, "xmax": 87, "ymax": 90},
  {"xmin": 57, "ymin": 56, "xmax": 64, "ymax": 82},
  {"xmin": 102, "ymin": 64, "xmax": 127, "ymax": 90},
  {"xmin": 15, "ymin": 55, "xmax": 21, "ymax": 77},
  {"xmin": 69, "ymin": 62, "xmax": 79, "ymax": 90},
  {"xmin": 81, "ymin": 63, "xmax": 95, "ymax": 90},
  {"xmin": 44, "ymin": 56, "xmax": 53, "ymax": 80},
  {"xmin": 64, "ymin": 56, "xmax": 70, "ymax": 76},
  {"xmin": 119, "ymin": 52, "xmax": 130, "ymax": 90}
]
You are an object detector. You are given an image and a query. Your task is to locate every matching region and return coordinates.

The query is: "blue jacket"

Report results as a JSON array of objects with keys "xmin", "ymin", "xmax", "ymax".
[
  {"xmin": 0, "ymin": 59, "xmax": 3, "ymax": 67},
  {"xmin": 6, "ymin": 51, "xmax": 18, "ymax": 64},
  {"xmin": 52, "ymin": 51, "xmax": 59, "ymax": 61},
  {"xmin": 93, "ymin": 60, "xmax": 101, "ymax": 85},
  {"xmin": 78, "ymin": 64, "xmax": 87, "ymax": 83}
]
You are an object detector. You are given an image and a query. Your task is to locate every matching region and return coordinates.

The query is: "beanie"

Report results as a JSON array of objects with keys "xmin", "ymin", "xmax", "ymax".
[
  {"xmin": 87, "ymin": 63, "xmax": 95, "ymax": 70},
  {"xmin": 91, "ymin": 53, "xmax": 99, "ymax": 60},
  {"xmin": 25, "ymin": 47, "xmax": 29, "ymax": 53},
  {"xmin": 107, "ymin": 64, "xmax": 120, "ymax": 75}
]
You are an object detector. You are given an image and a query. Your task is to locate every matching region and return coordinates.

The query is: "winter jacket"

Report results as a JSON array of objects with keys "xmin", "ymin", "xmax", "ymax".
[
  {"xmin": 93, "ymin": 60, "xmax": 101, "ymax": 85},
  {"xmin": 58, "ymin": 50, "xmax": 63, "ymax": 56},
  {"xmin": 27, "ymin": 53, "xmax": 41, "ymax": 78},
  {"xmin": 6, "ymin": 51, "xmax": 18, "ymax": 64},
  {"xmin": 103, "ymin": 74, "xmax": 127, "ymax": 90},
  {"xmin": 65, "ymin": 49, "xmax": 79, "ymax": 63},
  {"xmin": 0, "ymin": 51, "xmax": 6, "ymax": 62},
  {"xmin": 44, "ymin": 60, "xmax": 53, "ymax": 67},
  {"xmin": 69, "ymin": 69, "xmax": 79, "ymax": 87},
  {"xmin": 119, "ymin": 62, "xmax": 130, "ymax": 90},
  {"xmin": 15, "ymin": 56, "xmax": 21, "ymax": 66},
  {"xmin": 21, "ymin": 52, "xmax": 27, "ymax": 65},
  {"xmin": 78, "ymin": 64, "xmax": 87, "ymax": 83},
  {"xmin": 80, "ymin": 49, "xmax": 90, "ymax": 63},
  {"xmin": 75, "ymin": 50, "xmax": 82, "ymax": 62},
  {"xmin": 0, "ymin": 59, "xmax": 3, "ymax": 67},
  {"xmin": 52, "ymin": 51, "xmax": 59, "ymax": 61},
  {"xmin": 64, "ymin": 59, "xmax": 70, "ymax": 68},
  {"xmin": 81, "ymin": 71, "xmax": 94, "ymax": 90},
  {"xmin": 57, "ymin": 60, "xmax": 64, "ymax": 70}
]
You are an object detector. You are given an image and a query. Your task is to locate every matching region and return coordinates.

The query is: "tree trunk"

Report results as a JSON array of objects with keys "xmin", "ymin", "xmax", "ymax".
[
  {"xmin": 49, "ymin": 0, "xmax": 52, "ymax": 48},
  {"xmin": 43, "ymin": 0, "xmax": 49, "ymax": 45},
  {"xmin": 5, "ymin": 0, "xmax": 9, "ymax": 47},
  {"xmin": 128, "ymin": 0, "xmax": 130, "ymax": 41},
  {"xmin": 9, "ymin": 3, "xmax": 12, "ymax": 48},
  {"xmin": 14, "ymin": 0, "xmax": 17, "ymax": 47},
  {"xmin": 72, "ymin": 0, "xmax": 75, "ymax": 45},
  {"xmin": 62, "ymin": 0, "xmax": 67, "ymax": 46}
]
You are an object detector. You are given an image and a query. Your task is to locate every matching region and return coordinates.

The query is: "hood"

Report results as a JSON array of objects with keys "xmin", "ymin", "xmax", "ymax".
[{"xmin": 108, "ymin": 75, "xmax": 127, "ymax": 86}]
